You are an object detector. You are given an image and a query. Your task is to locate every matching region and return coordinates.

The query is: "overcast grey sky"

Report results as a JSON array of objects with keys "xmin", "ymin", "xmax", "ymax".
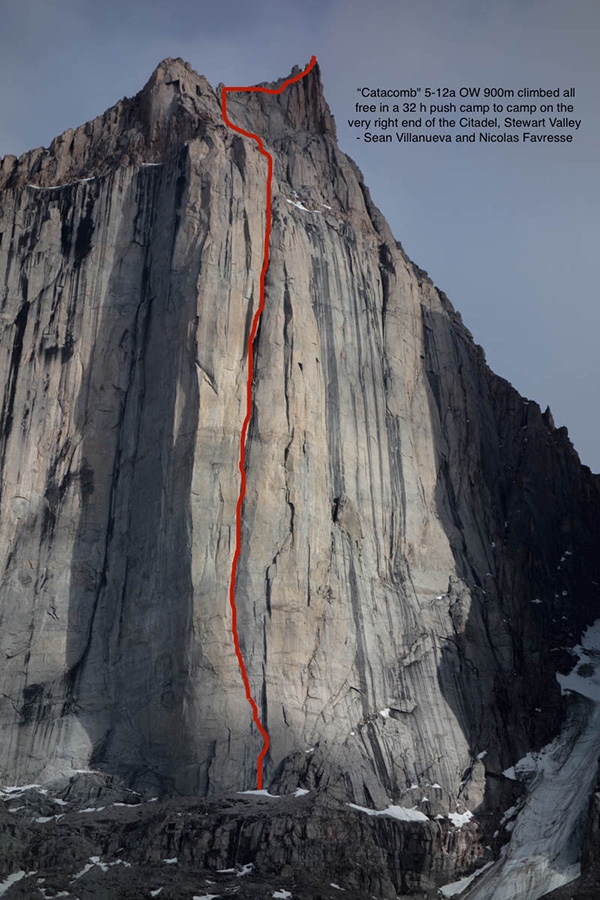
[{"xmin": 1, "ymin": 0, "xmax": 598, "ymax": 469}]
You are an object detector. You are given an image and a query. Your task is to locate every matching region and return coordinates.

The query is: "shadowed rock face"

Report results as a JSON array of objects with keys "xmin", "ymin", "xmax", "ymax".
[{"xmin": 0, "ymin": 57, "xmax": 599, "ymax": 894}]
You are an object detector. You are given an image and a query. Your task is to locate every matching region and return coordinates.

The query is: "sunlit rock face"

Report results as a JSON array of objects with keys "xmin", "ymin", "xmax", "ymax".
[{"xmin": 0, "ymin": 57, "xmax": 599, "ymax": 897}]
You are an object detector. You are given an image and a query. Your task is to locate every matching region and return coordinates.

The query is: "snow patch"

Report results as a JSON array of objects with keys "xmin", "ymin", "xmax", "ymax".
[
  {"xmin": 273, "ymin": 891, "xmax": 292, "ymax": 899},
  {"xmin": 447, "ymin": 811, "xmax": 474, "ymax": 828},
  {"xmin": 37, "ymin": 887, "xmax": 70, "ymax": 899},
  {"xmin": 0, "ymin": 871, "xmax": 36, "ymax": 896},
  {"xmin": 286, "ymin": 198, "xmax": 321, "ymax": 214},
  {"xmin": 89, "ymin": 856, "xmax": 109, "ymax": 872},
  {"xmin": 379, "ymin": 708, "xmax": 390, "ymax": 718},
  {"xmin": 72, "ymin": 862, "xmax": 95, "ymax": 880},
  {"xmin": 348, "ymin": 802, "xmax": 428, "ymax": 822},
  {"xmin": 27, "ymin": 178, "xmax": 95, "ymax": 191},
  {"xmin": 163, "ymin": 858, "xmax": 178, "ymax": 865},
  {"xmin": 294, "ymin": 788, "xmax": 309, "ymax": 797},
  {"xmin": 1, "ymin": 783, "xmax": 42, "ymax": 796},
  {"xmin": 238, "ymin": 789, "xmax": 279, "ymax": 797},
  {"xmin": 215, "ymin": 863, "xmax": 253, "ymax": 877}
]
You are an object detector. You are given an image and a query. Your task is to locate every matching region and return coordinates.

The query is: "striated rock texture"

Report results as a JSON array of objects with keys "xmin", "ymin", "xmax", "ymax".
[{"xmin": 0, "ymin": 57, "xmax": 599, "ymax": 895}]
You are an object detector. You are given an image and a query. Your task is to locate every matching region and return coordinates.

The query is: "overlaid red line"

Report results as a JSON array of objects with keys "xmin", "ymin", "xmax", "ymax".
[{"xmin": 221, "ymin": 56, "xmax": 317, "ymax": 791}]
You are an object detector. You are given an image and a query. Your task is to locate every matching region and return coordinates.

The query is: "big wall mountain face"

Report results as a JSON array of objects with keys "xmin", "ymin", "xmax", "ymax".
[{"xmin": 0, "ymin": 58, "xmax": 599, "ymax": 897}]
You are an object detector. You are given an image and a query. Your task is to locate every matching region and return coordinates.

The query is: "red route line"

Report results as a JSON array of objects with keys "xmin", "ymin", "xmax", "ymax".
[{"xmin": 221, "ymin": 56, "xmax": 317, "ymax": 791}]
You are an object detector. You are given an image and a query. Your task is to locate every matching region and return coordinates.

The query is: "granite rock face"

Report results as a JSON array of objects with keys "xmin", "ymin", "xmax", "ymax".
[{"xmin": 0, "ymin": 58, "xmax": 599, "ymax": 895}]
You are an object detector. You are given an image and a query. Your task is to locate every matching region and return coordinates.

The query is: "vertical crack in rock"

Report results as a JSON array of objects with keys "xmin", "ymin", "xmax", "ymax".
[
  {"xmin": 0, "ymin": 300, "xmax": 30, "ymax": 503},
  {"xmin": 220, "ymin": 56, "xmax": 318, "ymax": 790}
]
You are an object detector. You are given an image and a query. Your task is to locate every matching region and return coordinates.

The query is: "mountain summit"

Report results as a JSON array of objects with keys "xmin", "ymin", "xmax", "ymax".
[{"xmin": 0, "ymin": 59, "xmax": 599, "ymax": 899}]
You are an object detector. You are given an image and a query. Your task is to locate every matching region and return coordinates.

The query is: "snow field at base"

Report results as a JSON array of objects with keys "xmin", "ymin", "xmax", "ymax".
[
  {"xmin": 460, "ymin": 618, "xmax": 600, "ymax": 900},
  {"xmin": 439, "ymin": 862, "xmax": 493, "ymax": 896}
]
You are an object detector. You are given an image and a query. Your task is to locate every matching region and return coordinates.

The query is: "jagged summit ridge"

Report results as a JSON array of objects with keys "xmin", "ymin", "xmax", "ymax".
[
  {"xmin": 222, "ymin": 59, "xmax": 336, "ymax": 142},
  {"xmin": 0, "ymin": 57, "xmax": 219, "ymax": 190},
  {"xmin": 0, "ymin": 57, "xmax": 334, "ymax": 191}
]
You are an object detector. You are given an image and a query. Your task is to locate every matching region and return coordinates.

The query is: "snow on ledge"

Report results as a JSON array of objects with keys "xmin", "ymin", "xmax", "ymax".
[
  {"xmin": 27, "ymin": 178, "xmax": 95, "ymax": 190},
  {"xmin": 447, "ymin": 810, "xmax": 474, "ymax": 828},
  {"xmin": 238, "ymin": 789, "xmax": 279, "ymax": 797},
  {"xmin": 348, "ymin": 802, "xmax": 429, "ymax": 822},
  {"xmin": 0, "ymin": 871, "xmax": 36, "ymax": 897},
  {"xmin": 286, "ymin": 198, "xmax": 322, "ymax": 213}
]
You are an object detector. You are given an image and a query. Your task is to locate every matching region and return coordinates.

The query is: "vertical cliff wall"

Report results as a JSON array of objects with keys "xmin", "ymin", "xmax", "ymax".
[{"xmin": 1, "ymin": 58, "xmax": 599, "ymax": 895}]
